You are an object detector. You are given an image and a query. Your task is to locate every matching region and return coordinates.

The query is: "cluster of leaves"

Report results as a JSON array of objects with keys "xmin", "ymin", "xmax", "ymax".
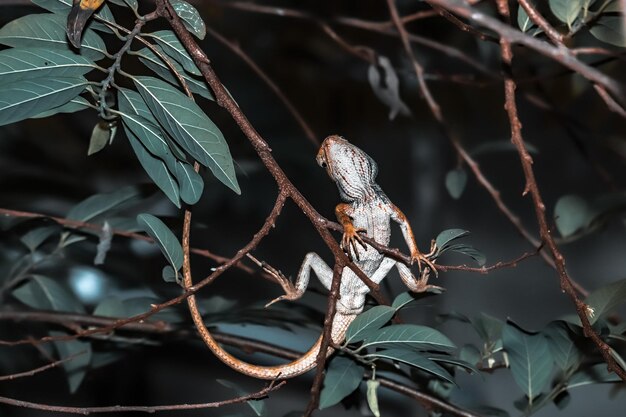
[
  {"xmin": 518, "ymin": 0, "xmax": 624, "ymax": 46},
  {"xmin": 0, "ymin": 0, "xmax": 239, "ymax": 213},
  {"xmin": 315, "ymin": 275, "xmax": 625, "ymax": 417}
]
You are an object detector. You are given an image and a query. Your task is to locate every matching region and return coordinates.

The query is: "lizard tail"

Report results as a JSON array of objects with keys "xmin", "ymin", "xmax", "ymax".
[{"xmin": 188, "ymin": 293, "xmax": 355, "ymax": 379}]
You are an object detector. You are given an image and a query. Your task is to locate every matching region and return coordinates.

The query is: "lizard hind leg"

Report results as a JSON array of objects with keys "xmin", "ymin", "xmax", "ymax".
[
  {"xmin": 265, "ymin": 252, "xmax": 333, "ymax": 307},
  {"xmin": 396, "ymin": 262, "xmax": 444, "ymax": 294}
]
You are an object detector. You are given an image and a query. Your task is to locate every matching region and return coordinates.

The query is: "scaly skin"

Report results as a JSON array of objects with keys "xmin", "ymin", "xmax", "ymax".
[{"xmin": 188, "ymin": 135, "xmax": 435, "ymax": 379}]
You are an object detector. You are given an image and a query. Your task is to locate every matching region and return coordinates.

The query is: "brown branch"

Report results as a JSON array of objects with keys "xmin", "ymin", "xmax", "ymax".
[
  {"xmin": 382, "ymin": 0, "xmax": 590, "ymax": 296},
  {"xmin": 0, "ymin": 351, "xmax": 86, "ymax": 381},
  {"xmin": 213, "ymin": 0, "xmax": 496, "ymax": 77},
  {"xmin": 0, "ymin": 310, "xmax": 479, "ymax": 417},
  {"xmin": 0, "ymin": 207, "xmax": 263, "ymax": 278},
  {"xmin": 204, "ymin": 26, "xmax": 319, "ymax": 146},
  {"xmin": 516, "ymin": 0, "xmax": 563, "ymax": 45},
  {"xmin": 304, "ymin": 262, "xmax": 344, "ymax": 417},
  {"xmin": 496, "ymin": 0, "xmax": 626, "ymax": 381},
  {"xmin": 374, "ymin": 375, "xmax": 481, "ymax": 417},
  {"xmin": 429, "ymin": 4, "xmax": 496, "ymax": 42},
  {"xmin": 324, "ymin": 219, "xmax": 539, "ymax": 273},
  {"xmin": 0, "ymin": 381, "xmax": 285, "ymax": 414},
  {"xmin": 0, "ymin": 311, "xmax": 171, "ymax": 333},
  {"xmin": 426, "ymin": 0, "xmax": 624, "ymax": 101}
]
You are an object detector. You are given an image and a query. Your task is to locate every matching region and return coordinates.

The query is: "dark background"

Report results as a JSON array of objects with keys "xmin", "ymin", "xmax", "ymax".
[{"xmin": 1, "ymin": 1, "xmax": 625, "ymax": 416}]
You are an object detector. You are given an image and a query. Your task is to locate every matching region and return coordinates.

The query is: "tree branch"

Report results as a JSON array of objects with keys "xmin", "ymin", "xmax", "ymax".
[{"xmin": 496, "ymin": 0, "xmax": 626, "ymax": 381}]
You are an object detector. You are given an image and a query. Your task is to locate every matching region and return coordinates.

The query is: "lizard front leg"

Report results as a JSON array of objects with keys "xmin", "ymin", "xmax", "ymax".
[
  {"xmin": 336, "ymin": 203, "xmax": 367, "ymax": 261},
  {"xmin": 265, "ymin": 252, "xmax": 333, "ymax": 307},
  {"xmin": 389, "ymin": 203, "xmax": 437, "ymax": 275}
]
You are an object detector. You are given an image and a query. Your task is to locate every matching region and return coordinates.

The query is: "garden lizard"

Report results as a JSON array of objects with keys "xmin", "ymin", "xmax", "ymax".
[{"xmin": 194, "ymin": 135, "xmax": 437, "ymax": 379}]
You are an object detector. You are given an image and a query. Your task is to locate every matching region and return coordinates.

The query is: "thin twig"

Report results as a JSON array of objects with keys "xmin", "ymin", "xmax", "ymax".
[
  {"xmin": 214, "ymin": 0, "xmax": 496, "ymax": 77},
  {"xmin": 496, "ymin": 0, "xmax": 626, "ymax": 381},
  {"xmin": 0, "ymin": 351, "xmax": 86, "ymax": 381},
  {"xmin": 304, "ymin": 262, "xmax": 344, "ymax": 416},
  {"xmin": 516, "ymin": 0, "xmax": 563, "ymax": 44},
  {"xmin": 426, "ymin": 0, "xmax": 624, "ymax": 101},
  {"xmin": 0, "ymin": 207, "xmax": 268, "ymax": 278},
  {"xmin": 0, "ymin": 382, "xmax": 285, "ymax": 414}
]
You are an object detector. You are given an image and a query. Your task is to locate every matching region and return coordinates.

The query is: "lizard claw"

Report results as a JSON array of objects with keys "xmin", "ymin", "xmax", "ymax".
[
  {"xmin": 411, "ymin": 251, "xmax": 438, "ymax": 278},
  {"xmin": 411, "ymin": 267, "xmax": 445, "ymax": 294},
  {"xmin": 260, "ymin": 262, "xmax": 300, "ymax": 308},
  {"xmin": 341, "ymin": 225, "xmax": 367, "ymax": 261}
]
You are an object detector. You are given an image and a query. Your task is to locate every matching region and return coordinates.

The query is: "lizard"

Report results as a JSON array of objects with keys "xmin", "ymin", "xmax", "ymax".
[{"xmin": 188, "ymin": 135, "xmax": 438, "ymax": 380}]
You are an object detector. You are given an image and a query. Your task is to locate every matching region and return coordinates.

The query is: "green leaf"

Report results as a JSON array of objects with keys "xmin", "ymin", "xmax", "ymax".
[
  {"xmin": 544, "ymin": 321, "xmax": 582, "ymax": 371},
  {"xmin": 554, "ymin": 195, "xmax": 593, "ymax": 238},
  {"xmin": 391, "ymin": 291, "xmax": 419, "ymax": 310},
  {"xmin": 136, "ymin": 46, "xmax": 213, "ymax": 100},
  {"xmin": 109, "ymin": 0, "xmax": 138, "ymax": 10},
  {"xmin": 472, "ymin": 313, "xmax": 504, "ymax": 351},
  {"xmin": 590, "ymin": 16, "xmax": 626, "ymax": 47},
  {"xmin": 0, "ymin": 13, "xmax": 107, "ymax": 60},
  {"xmin": 0, "ymin": 47, "xmax": 95, "ymax": 85},
  {"xmin": 87, "ymin": 121, "xmax": 112, "ymax": 156},
  {"xmin": 0, "ymin": 76, "xmax": 87, "ymax": 126},
  {"xmin": 118, "ymin": 88, "xmax": 189, "ymax": 163},
  {"xmin": 518, "ymin": 4, "xmax": 534, "ymax": 32},
  {"xmin": 445, "ymin": 243, "xmax": 486, "ymax": 266},
  {"xmin": 32, "ymin": 96, "xmax": 90, "ymax": 118},
  {"xmin": 602, "ymin": 0, "xmax": 621, "ymax": 12},
  {"xmin": 32, "ymin": 0, "xmax": 116, "ymax": 26},
  {"xmin": 345, "ymin": 305, "xmax": 395, "ymax": 344},
  {"xmin": 584, "ymin": 278, "xmax": 626, "ymax": 324},
  {"xmin": 20, "ymin": 225, "xmax": 60, "ymax": 251},
  {"xmin": 366, "ymin": 379, "xmax": 381, "ymax": 417},
  {"xmin": 567, "ymin": 363, "xmax": 621, "ymax": 389},
  {"xmin": 445, "ymin": 168, "xmax": 467, "ymax": 200},
  {"xmin": 549, "ymin": 0, "xmax": 584, "ymax": 26},
  {"xmin": 162, "ymin": 265, "xmax": 178, "ymax": 283},
  {"xmin": 174, "ymin": 161, "xmax": 204, "ymax": 204},
  {"xmin": 459, "ymin": 344, "xmax": 482, "ymax": 366},
  {"xmin": 136, "ymin": 213, "xmax": 183, "ymax": 270},
  {"xmin": 67, "ymin": 186, "xmax": 139, "ymax": 222},
  {"xmin": 117, "ymin": 87, "xmax": 160, "ymax": 126},
  {"xmin": 12, "ymin": 275, "xmax": 85, "ymax": 313},
  {"xmin": 368, "ymin": 349, "xmax": 455, "ymax": 383},
  {"xmin": 502, "ymin": 324, "xmax": 554, "ymax": 401},
  {"xmin": 319, "ymin": 357, "xmax": 364, "ymax": 409},
  {"xmin": 435, "ymin": 229, "xmax": 470, "ymax": 251},
  {"xmin": 171, "ymin": 0, "xmax": 206, "ymax": 40},
  {"xmin": 361, "ymin": 324, "xmax": 456, "ymax": 351},
  {"xmin": 51, "ymin": 331, "xmax": 92, "ymax": 393},
  {"xmin": 217, "ymin": 379, "xmax": 266, "ymax": 416},
  {"xmin": 133, "ymin": 76, "xmax": 239, "ymax": 193},
  {"xmin": 428, "ymin": 354, "xmax": 480, "ymax": 374},
  {"xmin": 145, "ymin": 30, "xmax": 201, "ymax": 75},
  {"xmin": 127, "ymin": 129, "xmax": 181, "ymax": 207},
  {"xmin": 119, "ymin": 110, "xmax": 172, "ymax": 160},
  {"xmin": 93, "ymin": 298, "xmax": 126, "ymax": 317}
]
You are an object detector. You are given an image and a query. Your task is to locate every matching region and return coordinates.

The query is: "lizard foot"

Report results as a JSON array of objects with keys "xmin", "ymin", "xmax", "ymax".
[
  {"xmin": 341, "ymin": 224, "xmax": 368, "ymax": 261},
  {"xmin": 261, "ymin": 262, "xmax": 300, "ymax": 308},
  {"xmin": 411, "ymin": 248, "xmax": 439, "ymax": 278},
  {"xmin": 413, "ymin": 268, "xmax": 445, "ymax": 294}
]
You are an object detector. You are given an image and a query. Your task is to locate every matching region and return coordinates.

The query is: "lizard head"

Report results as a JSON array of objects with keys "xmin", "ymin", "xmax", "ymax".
[{"xmin": 317, "ymin": 135, "xmax": 379, "ymax": 201}]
